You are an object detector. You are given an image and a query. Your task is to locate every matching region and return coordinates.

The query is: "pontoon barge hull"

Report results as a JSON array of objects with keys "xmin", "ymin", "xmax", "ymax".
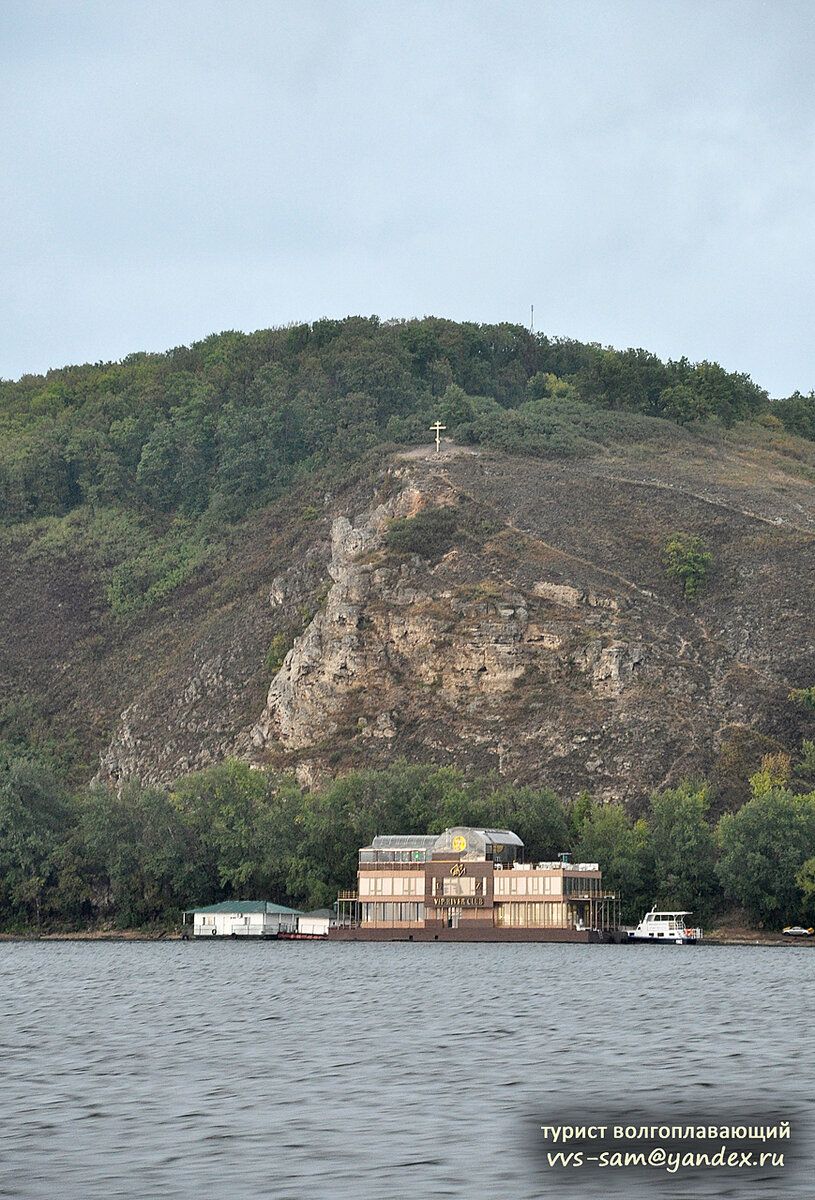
[{"xmin": 330, "ymin": 927, "xmax": 602, "ymax": 943}]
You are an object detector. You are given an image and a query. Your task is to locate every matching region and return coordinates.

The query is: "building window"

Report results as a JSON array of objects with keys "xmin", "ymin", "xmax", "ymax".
[
  {"xmin": 494, "ymin": 903, "xmax": 527, "ymax": 926},
  {"xmin": 442, "ymin": 876, "xmax": 476, "ymax": 897},
  {"xmin": 361, "ymin": 901, "xmax": 424, "ymax": 925},
  {"xmin": 390, "ymin": 876, "xmax": 423, "ymax": 897},
  {"xmin": 362, "ymin": 902, "xmax": 427, "ymax": 926}
]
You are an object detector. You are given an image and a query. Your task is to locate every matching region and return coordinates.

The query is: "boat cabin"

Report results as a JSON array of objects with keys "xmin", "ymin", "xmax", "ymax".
[{"xmin": 628, "ymin": 910, "xmax": 703, "ymax": 943}]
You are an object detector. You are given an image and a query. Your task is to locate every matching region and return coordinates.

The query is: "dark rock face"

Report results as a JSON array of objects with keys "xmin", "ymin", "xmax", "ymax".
[{"xmin": 90, "ymin": 438, "xmax": 815, "ymax": 803}]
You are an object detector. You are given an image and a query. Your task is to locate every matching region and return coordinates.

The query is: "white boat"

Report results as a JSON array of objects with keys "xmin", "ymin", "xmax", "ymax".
[{"xmin": 627, "ymin": 909, "xmax": 702, "ymax": 944}]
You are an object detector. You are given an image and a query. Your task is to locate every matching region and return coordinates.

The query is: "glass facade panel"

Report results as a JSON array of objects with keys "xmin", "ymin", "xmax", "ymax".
[
  {"xmin": 493, "ymin": 901, "xmax": 569, "ymax": 929},
  {"xmin": 442, "ymin": 876, "xmax": 476, "ymax": 896},
  {"xmin": 361, "ymin": 902, "xmax": 425, "ymax": 924},
  {"xmin": 360, "ymin": 873, "xmax": 424, "ymax": 899}
]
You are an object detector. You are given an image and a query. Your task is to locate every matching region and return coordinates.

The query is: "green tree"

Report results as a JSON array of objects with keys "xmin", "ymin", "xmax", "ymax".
[
  {"xmin": 567, "ymin": 791, "xmax": 595, "ymax": 843},
  {"xmin": 789, "ymin": 686, "xmax": 815, "ymax": 712},
  {"xmin": 573, "ymin": 801, "xmax": 650, "ymax": 921},
  {"xmin": 661, "ymin": 532, "xmax": 713, "ymax": 598},
  {"xmin": 439, "ymin": 383, "xmax": 474, "ymax": 426},
  {"xmin": 647, "ymin": 783, "xmax": 717, "ymax": 916},
  {"xmin": 480, "ymin": 784, "xmax": 570, "ymax": 864},
  {"xmin": 290, "ymin": 763, "xmax": 463, "ymax": 908},
  {"xmin": 0, "ymin": 751, "xmax": 70, "ymax": 926},
  {"xmin": 213, "ymin": 401, "xmax": 284, "ymax": 512},
  {"xmin": 75, "ymin": 780, "xmax": 204, "ymax": 927},
  {"xmin": 795, "ymin": 856, "xmax": 815, "ymax": 925},
  {"xmin": 526, "ymin": 371, "xmax": 576, "ymax": 402},
  {"xmin": 773, "ymin": 391, "xmax": 815, "ymax": 440},
  {"xmin": 658, "ymin": 383, "xmax": 714, "ymax": 425},
  {"xmin": 717, "ymin": 789, "xmax": 815, "ymax": 925},
  {"xmin": 683, "ymin": 361, "xmax": 767, "ymax": 426},
  {"xmin": 749, "ymin": 753, "xmax": 792, "ymax": 799},
  {"xmin": 174, "ymin": 760, "xmax": 297, "ymax": 901},
  {"xmin": 795, "ymin": 740, "xmax": 815, "ymax": 790}
]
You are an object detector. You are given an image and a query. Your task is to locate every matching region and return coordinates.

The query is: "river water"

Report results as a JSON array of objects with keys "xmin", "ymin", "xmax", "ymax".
[{"xmin": 0, "ymin": 940, "xmax": 811, "ymax": 1199}]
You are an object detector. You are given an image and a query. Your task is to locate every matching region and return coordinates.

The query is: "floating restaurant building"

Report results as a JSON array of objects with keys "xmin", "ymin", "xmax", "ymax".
[{"xmin": 335, "ymin": 826, "xmax": 619, "ymax": 942}]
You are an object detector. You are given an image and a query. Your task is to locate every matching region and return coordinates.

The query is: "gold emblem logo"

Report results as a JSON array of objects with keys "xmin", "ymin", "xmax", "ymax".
[{"xmin": 452, "ymin": 835, "xmax": 467, "ymax": 852}]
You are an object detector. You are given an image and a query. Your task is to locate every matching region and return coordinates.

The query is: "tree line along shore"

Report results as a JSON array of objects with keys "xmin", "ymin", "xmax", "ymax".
[{"xmin": 2, "ymin": 756, "xmax": 814, "ymax": 935}]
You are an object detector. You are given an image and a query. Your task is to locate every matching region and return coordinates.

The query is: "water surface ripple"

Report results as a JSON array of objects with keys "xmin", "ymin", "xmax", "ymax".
[{"xmin": 0, "ymin": 941, "xmax": 811, "ymax": 1198}]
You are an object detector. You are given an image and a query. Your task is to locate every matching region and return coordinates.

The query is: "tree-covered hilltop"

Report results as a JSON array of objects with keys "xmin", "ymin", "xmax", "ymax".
[
  {"xmin": 3, "ymin": 314, "xmax": 809, "ymax": 626},
  {"xmin": 1, "ymin": 315, "xmax": 800, "ymax": 531}
]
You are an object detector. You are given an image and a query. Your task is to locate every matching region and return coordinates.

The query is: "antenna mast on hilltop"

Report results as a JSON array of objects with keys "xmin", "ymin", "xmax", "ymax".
[{"xmin": 530, "ymin": 304, "xmax": 534, "ymax": 334}]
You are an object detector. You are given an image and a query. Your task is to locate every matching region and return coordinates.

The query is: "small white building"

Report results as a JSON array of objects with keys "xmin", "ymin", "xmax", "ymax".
[
  {"xmin": 297, "ymin": 908, "xmax": 334, "ymax": 937},
  {"xmin": 185, "ymin": 901, "xmax": 302, "ymax": 938}
]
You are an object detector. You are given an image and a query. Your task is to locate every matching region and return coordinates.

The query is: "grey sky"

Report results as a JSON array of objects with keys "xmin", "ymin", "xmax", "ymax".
[{"xmin": 2, "ymin": 0, "xmax": 813, "ymax": 395}]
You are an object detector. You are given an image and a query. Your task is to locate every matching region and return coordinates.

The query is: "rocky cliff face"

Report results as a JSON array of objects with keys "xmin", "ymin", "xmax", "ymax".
[{"xmin": 95, "ymin": 437, "xmax": 815, "ymax": 802}]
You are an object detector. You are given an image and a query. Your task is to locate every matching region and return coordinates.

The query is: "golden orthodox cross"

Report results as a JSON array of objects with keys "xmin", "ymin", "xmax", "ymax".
[{"xmin": 430, "ymin": 420, "xmax": 446, "ymax": 453}]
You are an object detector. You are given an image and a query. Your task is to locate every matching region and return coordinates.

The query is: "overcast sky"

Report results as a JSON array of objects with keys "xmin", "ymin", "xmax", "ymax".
[{"xmin": 1, "ymin": 0, "xmax": 813, "ymax": 395}]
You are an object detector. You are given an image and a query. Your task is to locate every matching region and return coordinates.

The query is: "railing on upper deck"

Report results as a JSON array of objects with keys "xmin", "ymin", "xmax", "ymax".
[
  {"xmin": 567, "ymin": 890, "xmax": 619, "ymax": 901},
  {"xmin": 357, "ymin": 861, "xmax": 426, "ymax": 870}
]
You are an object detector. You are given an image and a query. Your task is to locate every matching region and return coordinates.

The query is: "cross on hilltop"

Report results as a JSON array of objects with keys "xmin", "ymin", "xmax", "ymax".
[{"xmin": 430, "ymin": 420, "xmax": 446, "ymax": 453}]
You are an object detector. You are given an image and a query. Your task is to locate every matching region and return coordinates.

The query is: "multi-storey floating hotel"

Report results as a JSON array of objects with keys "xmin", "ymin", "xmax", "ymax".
[{"xmin": 334, "ymin": 826, "xmax": 619, "ymax": 942}]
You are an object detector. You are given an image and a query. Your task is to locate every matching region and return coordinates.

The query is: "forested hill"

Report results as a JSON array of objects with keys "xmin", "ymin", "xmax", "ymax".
[
  {"xmin": 1, "ymin": 315, "xmax": 814, "ymax": 780},
  {"xmin": 1, "ymin": 313, "xmax": 813, "ymax": 734},
  {"xmin": 2, "ymin": 314, "xmax": 813, "ymax": 534},
  {"xmin": 2, "ymin": 316, "xmax": 815, "ymax": 930}
]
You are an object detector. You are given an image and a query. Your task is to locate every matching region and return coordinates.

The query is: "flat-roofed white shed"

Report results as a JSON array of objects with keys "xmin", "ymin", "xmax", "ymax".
[{"xmin": 184, "ymin": 901, "xmax": 302, "ymax": 937}]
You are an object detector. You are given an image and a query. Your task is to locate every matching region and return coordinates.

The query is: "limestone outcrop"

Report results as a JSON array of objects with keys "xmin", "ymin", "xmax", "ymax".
[{"xmin": 93, "ymin": 442, "xmax": 815, "ymax": 801}]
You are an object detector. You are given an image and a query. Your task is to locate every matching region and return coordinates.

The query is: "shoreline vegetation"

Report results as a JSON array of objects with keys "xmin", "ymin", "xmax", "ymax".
[{"xmin": 2, "ymin": 758, "xmax": 815, "ymax": 937}]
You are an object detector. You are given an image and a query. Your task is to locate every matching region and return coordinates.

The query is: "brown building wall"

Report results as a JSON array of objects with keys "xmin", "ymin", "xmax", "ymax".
[
  {"xmin": 331, "ymin": 926, "xmax": 599, "ymax": 943},
  {"xmin": 357, "ymin": 860, "xmax": 610, "ymax": 932}
]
